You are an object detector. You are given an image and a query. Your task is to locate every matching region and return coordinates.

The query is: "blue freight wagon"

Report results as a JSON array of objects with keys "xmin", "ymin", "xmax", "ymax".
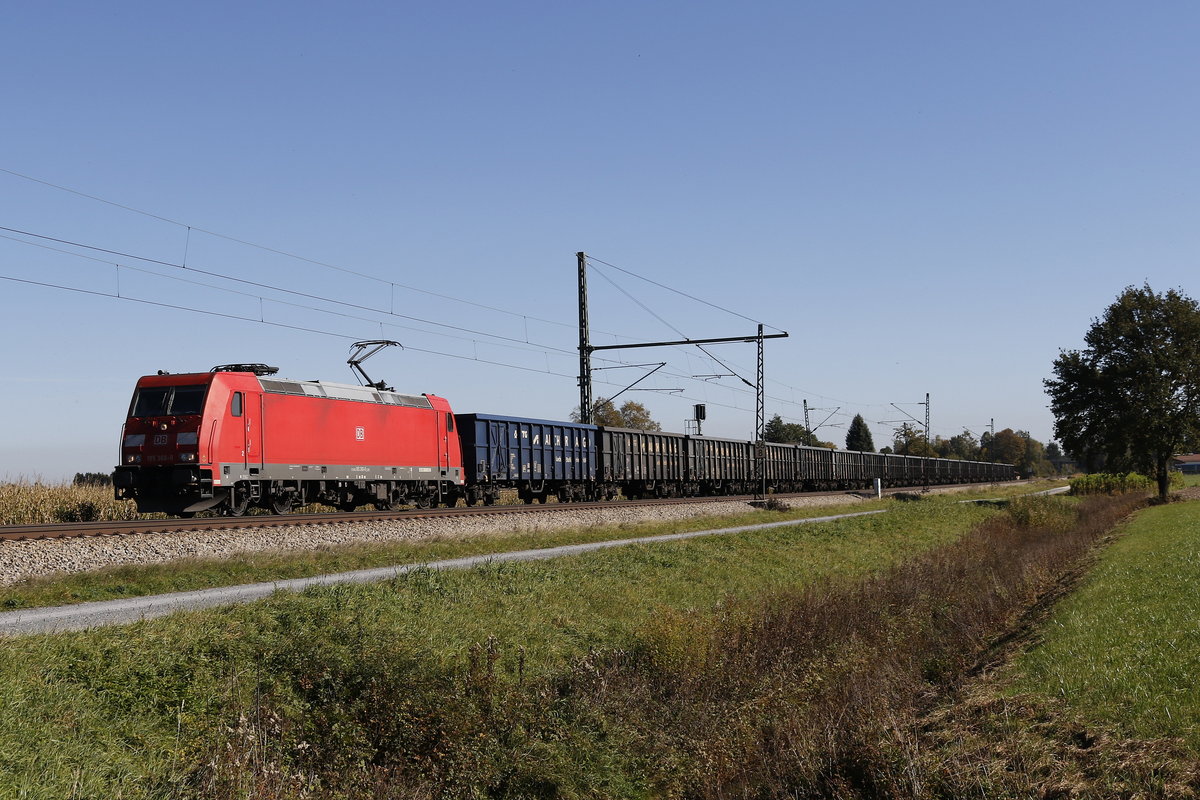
[
  {"xmin": 455, "ymin": 413, "xmax": 598, "ymax": 504},
  {"xmin": 693, "ymin": 436, "xmax": 755, "ymax": 494},
  {"xmin": 599, "ymin": 427, "xmax": 690, "ymax": 498}
]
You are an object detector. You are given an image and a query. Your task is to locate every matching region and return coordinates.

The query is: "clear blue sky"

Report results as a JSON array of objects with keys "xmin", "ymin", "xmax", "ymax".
[{"xmin": 2, "ymin": 1, "xmax": 1197, "ymax": 480}]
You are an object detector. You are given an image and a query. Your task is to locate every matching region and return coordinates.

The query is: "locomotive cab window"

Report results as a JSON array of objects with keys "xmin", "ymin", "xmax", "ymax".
[
  {"xmin": 446, "ymin": 413, "xmax": 454, "ymax": 433},
  {"xmin": 129, "ymin": 384, "xmax": 208, "ymax": 417},
  {"xmin": 231, "ymin": 392, "xmax": 243, "ymax": 417}
]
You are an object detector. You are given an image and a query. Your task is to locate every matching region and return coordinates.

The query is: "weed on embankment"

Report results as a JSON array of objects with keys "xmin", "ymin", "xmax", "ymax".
[{"xmin": 186, "ymin": 493, "xmax": 1157, "ymax": 798}]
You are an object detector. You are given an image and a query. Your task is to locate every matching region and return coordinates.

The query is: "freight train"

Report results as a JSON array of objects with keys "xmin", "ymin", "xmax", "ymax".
[{"xmin": 113, "ymin": 364, "xmax": 1017, "ymax": 516}]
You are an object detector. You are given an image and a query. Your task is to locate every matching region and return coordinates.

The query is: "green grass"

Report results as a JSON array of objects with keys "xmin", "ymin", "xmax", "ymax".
[
  {"xmin": 0, "ymin": 496, "xmax": 999, "ymax": 799},
  {"xmin": 1012, "ymin": 498, "xmax": 1200, "ymax": 745}
]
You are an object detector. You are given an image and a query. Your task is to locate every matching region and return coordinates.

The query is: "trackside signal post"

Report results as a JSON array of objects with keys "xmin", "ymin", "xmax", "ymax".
[{"xmin": 575, "ymin": 252, "xmax": 788, "ymax": 497}]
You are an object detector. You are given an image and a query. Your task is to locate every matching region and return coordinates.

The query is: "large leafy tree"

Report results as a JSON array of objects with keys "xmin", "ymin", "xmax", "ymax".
[
  {"xmin": 764, "ymin": 414, "xmax": 820, "ymax": 446},
  {"xmin": 572, "ymin": 398, "xmax": 662, "ymax": 430},
  {"xmin": 988, "ymin": 429, "xmax": 1028, "ymax": 467},
  {"xmin": 844, "ymin": 414, "xmax": 875, "ymax": 452},
  {"xmin": 1045, "ymin": 284, "xmax": 1200, "ymax": 499},
  {"xmin": 891, "ymin": 423, "xmax": 937, "ymax": 457}
]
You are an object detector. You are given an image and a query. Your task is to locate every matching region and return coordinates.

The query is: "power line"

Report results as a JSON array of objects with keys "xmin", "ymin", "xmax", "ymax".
[
  {"xmin": 0, "ymin": 224, "xmax": 798, "ymax": 410},
  {"xmin": 0, "ymin": 270, "xmax": 776, "ymax": 423},
  {"xmin": 0, "ymin": 228, "xmax": 758, "ymax": 407},
  {"xmin": 2, "ymin": 230, "xmax": 591, "ymax": 360},
  {"xmin": 0, "ymin": 224, "xmax": 583, "ymax": 355},
  {"xmin": 0, "ymin": 273, "xmax": 579, "ymax": 379},
  {"xmin": 0, "ymin": 166, "xmax": 589, "ymax": 333}
]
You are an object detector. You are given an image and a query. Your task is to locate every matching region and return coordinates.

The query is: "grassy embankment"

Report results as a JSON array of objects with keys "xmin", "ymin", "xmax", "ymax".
[
  {"xmin": 0, "ymin": 481, "xmax": 1050, "ymax": 610},
  {"xmin": 0, "ymin": 486, "xmax": 1159, "ymax": 799},
  {"xmin": 1013, "ymin": 495, "xmax": 1200, "ymax": 745}
]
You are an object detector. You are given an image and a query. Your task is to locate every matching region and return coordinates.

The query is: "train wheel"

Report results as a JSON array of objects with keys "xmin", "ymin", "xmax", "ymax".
[
  {"xmin": 270, "ymin": 497, "xmax": 294, "ymax": 515},
  {"xmin": 484, "ymin": 493, "xmax": 496, "ymax": 506},
  {"xmin": 226, "ymin": 493, "xmax": 251, "ymax": 517},
  {"xmin": 338, "ymin": 501, "xmax": 358, "ymax": 512}
]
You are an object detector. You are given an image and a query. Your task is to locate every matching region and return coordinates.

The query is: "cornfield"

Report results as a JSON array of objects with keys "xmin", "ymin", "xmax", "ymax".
[{"xmin": 0, "ymin": 481, "xmax": 142, "ymax": 525}]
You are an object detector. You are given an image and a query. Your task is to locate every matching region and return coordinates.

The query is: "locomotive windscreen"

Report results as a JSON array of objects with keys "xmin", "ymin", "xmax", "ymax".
[{"xmin": 130, "ymin": 384, "xmax": 208, "ymax": 417}]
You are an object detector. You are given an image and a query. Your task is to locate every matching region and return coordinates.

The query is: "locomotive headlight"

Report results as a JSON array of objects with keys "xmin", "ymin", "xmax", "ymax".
[
  {"xmin": 179, "ymin": 453, "xmax": 197, "ymax": 462},
  {"xmin": 126, "ymin": 454, "xmax": 142, "ymax": 464}
]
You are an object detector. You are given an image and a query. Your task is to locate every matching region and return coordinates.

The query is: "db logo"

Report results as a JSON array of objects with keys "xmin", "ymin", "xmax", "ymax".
[
  {"xmin": 154, "ymin": 434, "xmax": 168, "ymax": 446},
  {"xmin": 355, "ymin": 426, "xmax": 365, "ymax": 441}
]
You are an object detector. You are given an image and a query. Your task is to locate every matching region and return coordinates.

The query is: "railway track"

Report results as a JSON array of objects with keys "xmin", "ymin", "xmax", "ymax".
[{"xmin": 0, "ymin": 484, "xmax": 1011, "ymax": 543}]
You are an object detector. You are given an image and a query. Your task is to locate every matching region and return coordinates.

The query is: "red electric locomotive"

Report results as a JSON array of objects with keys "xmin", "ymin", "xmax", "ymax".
[{"xmin": 113, "ymin": 361, "xmax": 463, "ymax": 516}]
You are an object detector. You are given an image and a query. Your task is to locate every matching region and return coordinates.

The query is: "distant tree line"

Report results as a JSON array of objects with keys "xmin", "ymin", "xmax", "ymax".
[
  {"xmin": 883, "ymin": 425, "xmax": 1058, "ymax": 477},
  {"xmin": 576, "ymin": 402, "xmax": 1062, "ymax": 478},
  {"xmin": 72, "ymin": 472, "xmax": 112, "ymax": 487},
  {"xmin": 764, "ymin": 412, "xmax": 1059, "ymax": 477}
]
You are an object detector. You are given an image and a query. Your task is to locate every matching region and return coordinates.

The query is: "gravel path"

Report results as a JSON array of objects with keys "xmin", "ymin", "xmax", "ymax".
[{"xmin": 0, "ymin": 493, "xmax": 871, "ymax": 587}]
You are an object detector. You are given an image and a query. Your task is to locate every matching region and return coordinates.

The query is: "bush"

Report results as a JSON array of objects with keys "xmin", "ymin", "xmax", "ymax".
[{"xmin": 1069, "ymin": 472, "xmax": 1154, "ymax": 496}]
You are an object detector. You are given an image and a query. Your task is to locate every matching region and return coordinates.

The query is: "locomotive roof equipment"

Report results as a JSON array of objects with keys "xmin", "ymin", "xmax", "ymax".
[{"xmin": 347, "ymin": 339, "xmax": 401, "ymax": 392}]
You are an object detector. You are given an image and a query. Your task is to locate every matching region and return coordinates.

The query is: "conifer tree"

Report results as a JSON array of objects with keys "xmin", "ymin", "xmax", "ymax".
[{"xmin": 844, "ymin": 414, "xmax": 875, "ymax": 452}]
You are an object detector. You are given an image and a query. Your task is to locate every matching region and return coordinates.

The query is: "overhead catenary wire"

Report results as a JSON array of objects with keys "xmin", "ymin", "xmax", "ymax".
[
  {"xmin": 0, "ymin": 224, "xmax": 768, "ymax": 403},
  {"xmin": 0, "ymin": 224, "xmax": 584, "ymax": 355},
  {"xmin": 0, "ymin": 231, "xmax": 579, "ymax": 359},
  {"xmin": 0, "ymin": 233, "xmax": 760, "ymax": 410},
  {"xmin": 1, "ymin": 169, "xmax": 974, "ymax": 437},
  {"xmin": 0, "ymin": 271, "xmax": 773, "ymax": 420},
  {"xmin": 0, "ymin": 166, "xmax": 633, "ymax": 337}
]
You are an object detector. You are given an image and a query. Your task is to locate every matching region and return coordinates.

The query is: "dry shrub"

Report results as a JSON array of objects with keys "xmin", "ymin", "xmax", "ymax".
[{"xmin": 563, "ymin": 492, "xmax": 1150, "ymax": 798}]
